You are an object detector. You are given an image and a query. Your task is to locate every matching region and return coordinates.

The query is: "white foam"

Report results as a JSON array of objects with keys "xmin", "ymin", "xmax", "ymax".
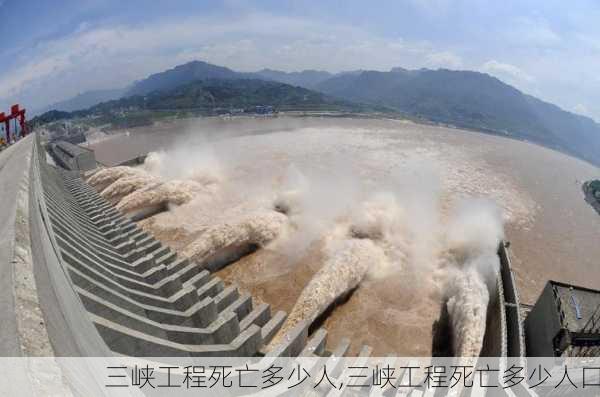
[{"xmin": 182, "ymin": 211, "xmax": 288, "ymax": 264}]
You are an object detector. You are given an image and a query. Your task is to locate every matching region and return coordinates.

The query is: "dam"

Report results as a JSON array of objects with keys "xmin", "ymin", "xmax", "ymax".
[
  {"xmin": 2, "ymin": 122, "xmax": 599, "ymax": 395},
  {"xmin": 41, "ymin": 133, "xmax": 525, "ymax": 358},
  {"xmin": 0, "ymin": 129, "xmax": 536, "ymax": 393}
]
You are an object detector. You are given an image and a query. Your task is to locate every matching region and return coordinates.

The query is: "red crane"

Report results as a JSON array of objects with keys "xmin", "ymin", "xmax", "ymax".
[{"xmin": 0, "ymin": 104, "xmax": 28, "ymax": 145}]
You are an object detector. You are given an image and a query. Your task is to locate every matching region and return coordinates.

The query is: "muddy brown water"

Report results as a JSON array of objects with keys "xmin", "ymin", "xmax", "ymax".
[{"xmin": 92, "ymin": 116, "xmax": 600, "ymax": 356}]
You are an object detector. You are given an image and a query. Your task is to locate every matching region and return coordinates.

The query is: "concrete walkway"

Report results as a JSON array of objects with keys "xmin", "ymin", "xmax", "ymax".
[{"xmin": 0, "ymin": 136, "xmax": 32, "ymax": 356}]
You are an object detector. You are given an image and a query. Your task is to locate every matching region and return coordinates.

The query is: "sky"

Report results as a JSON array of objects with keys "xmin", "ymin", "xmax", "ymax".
[{"xmin": 1, "ymin": 0, "xmax": 600, "ymax": 120}]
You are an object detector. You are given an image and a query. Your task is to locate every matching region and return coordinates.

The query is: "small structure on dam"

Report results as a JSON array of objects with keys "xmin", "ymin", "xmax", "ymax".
[
  {"xmin": 525, "ymin": 280, "xmax": 600, "ymax": 357},
  {"xmin": 49, "ymin": 140, "xmax": 97, "ymax": 171}
]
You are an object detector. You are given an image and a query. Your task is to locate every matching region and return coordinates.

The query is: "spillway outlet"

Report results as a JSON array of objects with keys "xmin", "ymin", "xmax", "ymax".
[{"xmin": 199, "ymin": 242, "xmax": 260, "ymax": 272}]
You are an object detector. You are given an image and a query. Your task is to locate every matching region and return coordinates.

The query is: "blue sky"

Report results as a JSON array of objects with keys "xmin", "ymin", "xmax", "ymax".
[{"xmin": 2, "ymin": 0, "xmax": 600, "ymax": 120}]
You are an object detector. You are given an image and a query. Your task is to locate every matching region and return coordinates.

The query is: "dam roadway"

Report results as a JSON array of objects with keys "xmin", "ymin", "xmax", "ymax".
[{"xmin": 0, "ymin": 136, "xmax": 32, "ymax": 356}]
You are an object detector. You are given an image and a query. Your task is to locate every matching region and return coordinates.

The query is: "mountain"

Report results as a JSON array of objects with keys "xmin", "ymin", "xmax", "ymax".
[
  {"xmin": 523, "ymin": 94, "xmax": 600, "ymax": 164},
  {"xmin": 128, "ymin": 63, "xmax": 334, "ymax": 96},
  {"xmin": 33, "ymin": 59, "xmax": 600, "ymax": 166},
  {"xmin": 316, "ymin": 69, "xmax": 419, "ymax": 103},
  {"xmin": 126, "ymin": 60, "xmax": 247, "ymax": 96},
  {"xmin": 109, "ymin": 78, "xmax": 360, "ymax": 111},
  {"xmin": 31, "ymin": 78, "xmax": 374, "ymax": 128},
  {"xmin": 30, "ymin": 110, "xmax": 71, "ymax": 126},
  {"xmin": 255, "ymin": 69, "xmax": 333, "ymax": 88},
  {"xmin": 35, "ymin": 88, "xmax": 126, "ymax": 114},
  {"xmin": 36, "ymin": 60, "xmax": 241, "ymax": 114},
  {"xmin": 315, "ymin": 68, "xmax": 600, "ymax": 164}
]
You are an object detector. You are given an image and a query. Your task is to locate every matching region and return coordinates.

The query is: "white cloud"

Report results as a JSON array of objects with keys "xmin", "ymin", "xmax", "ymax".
[
  {"xmin": 574, "ymin": 32, "xmax": 600, "ymax": 53},
  {"xmin": 481, "ymin": 60, "xmax": 534, "ymax": 84},
  {"xmin": 0, "ymin": 55, "xmax": 71, "ymax": 98},
  {"xmin": 407, "ymin": 0, "xmax": 453, "ymax": 17},
  {"xmin": 425, "ymin": 51, "xmax": 464, "ymax": 69},
  {"xmin": 573, "ymin": 103, "xmax": 593, "ymax": 118},
  {"xmin": 4, "ymin": 8, "xmax": 600, "ymax": 122},
  {"xmin": 506, "ymin": 17, "xmax": 562, "ymax": 48},
  {"xmin": 0, "ymin": 13, "xmax": 468, "ymax": 112}
]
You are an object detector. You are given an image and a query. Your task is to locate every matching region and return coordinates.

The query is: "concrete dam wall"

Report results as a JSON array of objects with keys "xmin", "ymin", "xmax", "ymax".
[
  {"xmin": 31, "ymin": 135, "xmax": 286, "ymax": 357},
  {"xmin": 0, "ymin": 134, "xmax": 528, "ymax": 396}
]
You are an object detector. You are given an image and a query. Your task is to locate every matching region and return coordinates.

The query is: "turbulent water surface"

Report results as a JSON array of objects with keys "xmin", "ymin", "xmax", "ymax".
[{"xmin": 89, "ymin": 116, "xmax": 600, "ymax": 355}]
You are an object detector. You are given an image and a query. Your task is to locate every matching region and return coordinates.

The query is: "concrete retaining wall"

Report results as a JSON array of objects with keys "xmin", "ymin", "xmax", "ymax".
[
  {"xmin": 29, "ymin": 134, "xmax": 293, "ymax": 357},
  {"xmin": 33, "ymin": 133, "xmax": 523, "ymax": 358},
  {"xmin": 498, "ymin": 242, "xmax": 527, "ymax": 358},
  {"xmin": 13, "ymin": 134, "xmax": 531, "ymax": 396}
]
